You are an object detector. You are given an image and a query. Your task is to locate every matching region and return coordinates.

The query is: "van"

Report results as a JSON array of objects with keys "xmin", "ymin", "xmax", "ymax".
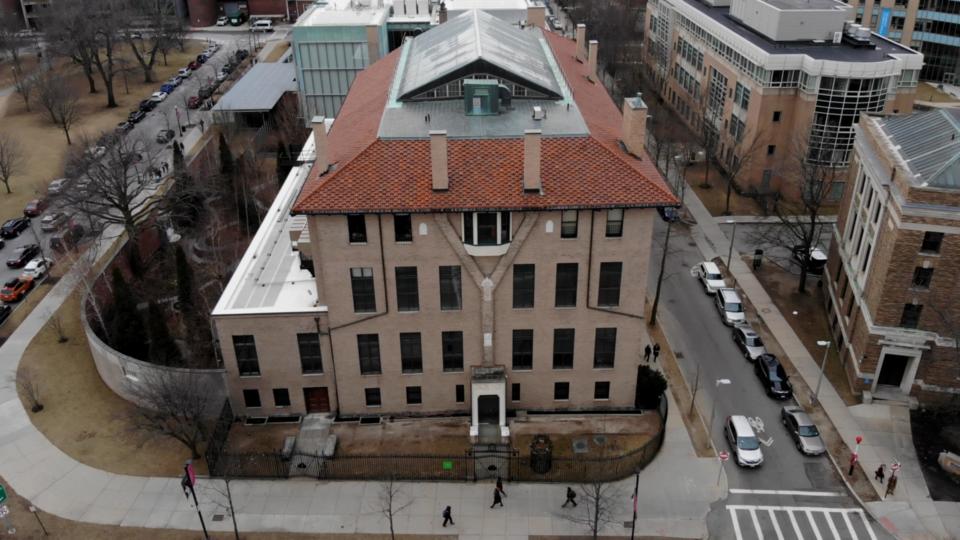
[
  {"xmin": 725, "ymin": 415, "xmax": 763, "ymax": 467},
  {"xmin": 714, "ymin": 287, "xmax": 746, "ymax": 326},
  {"xmin": 251, "ymin": 19, "xmax": 273, "ymax": 32}
]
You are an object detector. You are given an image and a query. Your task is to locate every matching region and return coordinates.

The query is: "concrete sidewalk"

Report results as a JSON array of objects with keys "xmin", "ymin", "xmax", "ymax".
[{"xmin": 717, "ymin": 215, "xmax": 838, "ymax": 224}]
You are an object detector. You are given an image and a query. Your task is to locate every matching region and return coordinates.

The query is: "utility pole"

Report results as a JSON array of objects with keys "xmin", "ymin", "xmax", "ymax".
[
  {"xmin": 629, "ymin": 470, "xmax": 640, "ymax": 539},
  {"xmin": 181, "ymin": 461, "xmax": 209, "ymax": 540}
]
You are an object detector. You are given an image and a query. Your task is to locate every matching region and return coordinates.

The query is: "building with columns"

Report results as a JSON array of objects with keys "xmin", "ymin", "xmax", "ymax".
[{"xmin": 212, "ymin": 9, "xmax": 675, "ymax": 441}]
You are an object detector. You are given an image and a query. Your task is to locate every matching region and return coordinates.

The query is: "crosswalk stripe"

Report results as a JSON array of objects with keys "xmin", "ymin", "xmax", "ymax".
[
  {"xmin": 786, "ymin": 508, "xmax": 803, "ymax": 538},
  {"xmin": 729, "ymin": 488, "xmax": 846, "ymax": 497},
  {"xmin": 841, "ymin": 510, "xmax": 859, "ymax": 540},
  {"xmin": 857, "ymin": 509, "xmax": 878, "ymax": 540},
  {"xmin": 749, "ymin": 507, "xmax": 765, "ymax": 540},
  {"xmin": 767, "ymin": 508, "xmax": 785, "ymax": 540},
  {"xmin": 730, "ymin": 507, "xmax": 744, "ymax": 540},
  {"xmin": 825, "ymin": 509, "xmax": 841, "ymax": 540},
  {"xmin": 727, "ymin": 505, "xmax": 879, "ymax": 540},
  {"xmin": 805, "ymin": 509, "xmax": 825, "ymax": 540}
]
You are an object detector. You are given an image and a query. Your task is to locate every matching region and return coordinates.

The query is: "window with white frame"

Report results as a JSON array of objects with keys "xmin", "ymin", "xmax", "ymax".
[{"xmin": 462, "ymin": 212, "xmax": 511, "ymax": 246}]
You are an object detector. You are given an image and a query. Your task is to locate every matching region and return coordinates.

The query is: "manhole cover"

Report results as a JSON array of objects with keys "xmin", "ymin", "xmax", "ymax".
[
  {"xmin": 593, "ymin": 435, "xmax": 608, "ymax": 445},
  {"xmin": 212, "ymin": 515, "xmax": 225, "ymax": 522},
  {"xmin": 572, "ymin": 438, "xmax": 589, "ymax": 454}
]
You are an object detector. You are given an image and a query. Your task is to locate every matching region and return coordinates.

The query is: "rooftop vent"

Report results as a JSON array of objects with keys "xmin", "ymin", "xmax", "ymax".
[{"xmin": 532, "ymin": 106, "xmax": 545, "ymax": 120}]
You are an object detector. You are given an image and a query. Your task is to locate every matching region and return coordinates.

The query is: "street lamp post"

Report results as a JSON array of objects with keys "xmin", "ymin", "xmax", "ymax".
[
  {"xmin": 28, "ymin": 506, "xmax": 47, "ymax": 536},
  {"xmin": 725, "ymin": 219, "xmax": 738, "ymax": 271},
  {"xmin": 811, "ymin": 340, "xmax": 831, "ymax": 406},
  {"xmin": 708, "ymin": 378, "xmax": 733, "ymax": 438}
]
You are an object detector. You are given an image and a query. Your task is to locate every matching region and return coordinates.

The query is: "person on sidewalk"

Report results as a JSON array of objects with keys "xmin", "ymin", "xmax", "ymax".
[
  {"xmin": 644, "ymin": 344, "xmax": 652, "ymax": 362},
  {"xmin": 653, "ymin": 343, "xmax": 661, "ymax": 363},
  {"xmin": 562, "ymin": 487, "xmax": 578, "ymax": 507},
  {"xmin": 885, "ymin": 475, "xmax": 898, "ymax": 499},
  {"xmin": 441, "ymin": 505, "xmax": 454, "ymax": 527},
  {"xmin": 875, "ymin": 464, "xmax": 886, "ymax": 484},
  {"xmin": 496, "ymin": 476, "xmax": 506, "ymax": 497},
  {"xmin": 491, "ymin": 488, "xmax": 504, "ymax": 508}
]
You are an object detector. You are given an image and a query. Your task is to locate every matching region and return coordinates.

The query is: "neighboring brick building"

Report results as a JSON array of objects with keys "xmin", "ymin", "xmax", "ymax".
[
  {"xmin": 212, "ymin": 10, "xmax": 676, "ymax": 441},
  {"xmin": 825, "ymin": 109, "xmax": 960, "ymax": 404}
]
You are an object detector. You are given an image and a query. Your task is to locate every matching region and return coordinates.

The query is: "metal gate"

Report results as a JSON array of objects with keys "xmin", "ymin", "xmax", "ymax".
[{"xmin": 469, "ymin": 445, "xmax": 518, "ymax": 481}]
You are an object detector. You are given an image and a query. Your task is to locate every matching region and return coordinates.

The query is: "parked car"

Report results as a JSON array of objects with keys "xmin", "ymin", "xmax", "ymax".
[
  {"xmin": 755, "ymin": 354, "xmax": 793, "ymax": 400},
  {"xmin": 725, "ymin": 415, "xmax": 763, "ymax": 468},
  {"xmin": 658, "ymin": 206, "xmax": 680, "ymax": 223},
  {"xmin": 188, "ymin": 60, "xmax": 201, "ymax": 70},
  {"xmin": 187, "ymin": 95, "xmax": 201, "ymax": 109},
  {"xmin": 250, "ymin": 19, "xmax": 274, "ymax": 32},
  {"xmin": 127, "ymin": 110, "xmax": 146, "ymax": 123},
  {"xmin": 216, "ymin": 16, "xmax": 228, "ymax": 26},
  {"xmin": 695, "ymin": 261, "xmax": 727, "ymax": 294},
  {"xmin": 50, "ymin": 223, "xmax": 84, "ymax": 253},
  {"xmin": 0, "ymin": 304, "xmax": 11, "ymax": 327},
  {"xmin": 20, "ymin": 257, "xmax": 52, "ymax": 280},
  {"xmin": 6, "ymin": 244, "xmax": 41, "ymax": 268},
  {"xmin": 714, "ymin": 287, "xmax": 746, "ymax": 326},
  {"xmin": 781, "ymin": 406, "xmax": 826, "ymax": 456},
  {"xmin": 732, "ymin": 325, "xmax": 767, "ymax": 361},
  {"xmin": 85, "ymin": 145, "xmax": 107, "ymax": 159},
  {"xmin": 197, "ymin": 53, "xmax": 208, "ymax": 64},
  {"xmin": 235, "ymin": 49, "xmax": 249, "ymax": 61},
  {"xmin": 116, "ymin": 121, "xmax": 135, "ymax": 134},
  {"xmin": 47, "ymin": 178, "xmax": 70, "ymax": 196},
  {"xmin": 178, "ymin": 67, "xmax": 192, "ymax": 78},
  {"xmin": 160, "ymin": 83, "xmax": 176, "ymax": 94},
  {"xmin": 0, "ymin": 277, "xmax": 33, "ymax": 303},
  {"xmin": 792, "ymin": 245, "xmax": 828, "ymax": 275},
  {"xmin": 1, "ymin": 217, "xmax": 30, "ymax": 238},
  {"xmin": 156, "ymin": 129, "xmax": 175, "ymax": 144},
  {"xmin": 23, "ymin": 198, "xmax": 47, "ymax": 217},
  {"xmin": 149, "ymin": 91, "xmax": 168, "ymax": 103},
  {"xmin": 165, "ymin": 76, "xmax": 182, "ymax": 88},
  {"xmin": 198, "ymin": 85, "xmax": 215, "ymax": 99},
  {"xmin": 229, "ymin": 13, "xmax": 248, "ymax": 26},
  {"xmin": 138, "ymin": 98, "xmax": 157, "ymax": 112},
  {"xmin": 40, "ymin": 212, "xmax": 68, "ymax": 232},
  {"xmin": 216, "ymin": 70, "xmax": 229, "ymax": 82}
]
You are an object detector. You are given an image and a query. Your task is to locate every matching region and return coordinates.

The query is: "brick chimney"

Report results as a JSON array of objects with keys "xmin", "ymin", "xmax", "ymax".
[
  {"xmin": 575, "ymin": 23, "xmax": 587, "ymax": 62},
  {"xmin": 438, "ymin": 1, "xmax": 448, "ymax": 23},
  {"xmin": 526, "ymin": 3, "xmax": 546, "ymax": 28},
  {"xmin": 523, "ymin": 129, "xmax": 542, "ymax": 192},
  {"xmin": 587, "ymin": 40, "xmax": 598, "ymax": 82},
  {"xmin": 621, "ymin": 93, "xmax": 648, "ymax": 157},
  {"xmin": 311, "ymin": 116, "xmax": 328, "ymax": 173},
  {"xmin": 430, "ymin": 130, "xmax": 448, "ymax": 191}
]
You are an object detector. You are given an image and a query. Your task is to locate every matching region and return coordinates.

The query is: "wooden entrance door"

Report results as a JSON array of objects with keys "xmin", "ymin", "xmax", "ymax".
[{"xmin": 303, "ymin": 387, "xmax": 330, "ymax": 413}]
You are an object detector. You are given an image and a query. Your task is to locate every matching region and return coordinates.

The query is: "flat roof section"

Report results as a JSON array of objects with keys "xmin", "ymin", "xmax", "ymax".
[
  {"xmin": 212, "ymin": 63, "xmax": 298, "ymax": 113},
  {"xmin": 296, "ymin": 0, "xmax": 391, "ymax": 27},
  {"xmin": 763, "ymin": 0, "xmax": 846, "ymax": 10}
]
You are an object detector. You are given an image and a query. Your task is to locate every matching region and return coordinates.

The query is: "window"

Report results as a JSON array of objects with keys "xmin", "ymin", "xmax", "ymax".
[
  {"xmin": 406, "ymin": 386, "xmax": 422, "ymax": 405},
  {"xmin": 772, "ymin": 111, "xmax": 782, "ymax": 122},
  {"xmin": 900, "ymin": 304, "xmax": 923, "ymax": 329},
  {"xmin": 512, "ymin": 329, "xmax": 534, "ymax": 370},
  {"xmin": 243, "ymin": 389, "xmax": 261, "ymax": 408},
  {"xmin": 921, "ymin": 232, "xmax": 944, "ymax": 253},
  {"xmin": 605, "ymin": 209, "xmax": 624, "ymax": 237},
  {"xmin": 347, "ymin": 214, "xmax": 367, "ymax": 243},
  {"xmin": 597, "ymin": 262, "xmax": 622, "ymax": 307},
  {"xmin": 439, "ymin": 266, "xmax": 462, "ymax": 310},
  {"xmin": 463, "ymin": 211, "xmax": 511, "ymax": 245},
  {"xmin": 594, "ymin": 381, "xmax": 610, "ymax": 400},
  {"xmin": 233, "ymin": 335, "xmax": 260, "ymax": 376},
  {"xmin": 553, "ymin": 328, "xmax": 575, "ymax": 369},
  {"xmin": 273, "ymin": 388, "xmax": 290, "ymax": 407},
  {"xmin": 555, "ymin": 263, "xmax": 578, "ymax": 307},
  {"xmin": 561, "ymin": 210, "xmax": 578, "ymax": 238},
  {"xmin": 767, "ymin": 145, "xmax": 776, "ymax": 156},
  {"xmin": 442, "ymin": 331, "xmax": 464, "ymax": 371},
  {"xmin": 365, "ymin": 388, "xmax": 381, "ymax": 407},
  {"xmin": 357, "ymin": 334, "xmax": 381, "ymax": 374},
  {"xmin": 512, "ymin": 383, "xmax": 521, "ymax": 401},
  {"xmin": 554, "ymin": 382, "xmax": 570, "ymax": 400},
  {"xmin": 861, "ymin": 244, "xmax": 872, "ymax": 272},
  {"xmin": 593, "ymin": 328, "xmax": 617, "ymax": 368},
  {"xmin": 395, "ymin": 267, "xmax": 420, "ymax": 312},
  {"xmin": 733, "ymin": 82, "xmax": 749, "ymax": 110},
  {"xmin": 455, "ymin": 384, "xmax": 465, "ymax": 403},
  {"xmin": 350, "ymin": 267, "xmax": 376, "ymax": 312},
  {"xmin": 513, "ymin": 264, "xmax": 535, "ymax": 308},
  {"xmin": 400, "ymin": 333, "xmax": 423, "ymax": 373},
  {"xmin": 297, "ymin": 333, "xmax": 323, "ymax": 374},
  {"xmin": 912, "ymin": 267, "xmax": 934, "ymax": 289},
  {"xmin": 394, "ymin": 214, "xmax": 412, "ymax": 242}
]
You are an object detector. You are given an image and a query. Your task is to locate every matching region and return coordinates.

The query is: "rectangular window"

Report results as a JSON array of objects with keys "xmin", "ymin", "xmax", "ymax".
[
  {"xmin": 553, "ymin": 328, "xmax": 575, "ymax": 369},
  {"xmin": 439, "ymin": 266, "xmax": 462, "ymax": 311},
  {"xmin": 861, "ymin": 244, "xmax": 872, "ymax": 272},
  {"xmin": 455, "ymin": 384, "xmax": 465, "ymax": 403},
  {"xmin": 593, "ymin": 328, "xmax": 617, "ymax": 368},
  {"xmin": 395, "ymin": 267, "xmax": 420, "ymax": 312},
  {"xmin": 597, "ymin": 262, "xmax": 623, "ymax": 307},
  {"xmin": 347, "ymin": 214, "xmax": 367, "ymax": 243},
  {"xmin": 406, "ymin": 386, "xmax": 422, "ymax": 405},
  {"xmin": 399, "ymin": 332, "xmax": 423, "ymax": 373},
  {"xmin": 243, "ymin": 389, "xmax": 261, "ymax": 408},
  {"xmin": 513, "ymin": 264, "xmax": 535, "ymax": 308},
  {"xmin": 297, "ymin": 333, "xmax": 323, "ymax": 374},
  {"xmin": 394, "ymin": 214, "xmax": 412, "ymax": 242},
  {"xmin": 273, "ymin": 388, "xmax": 291, "ymax": 407},
  {"xmin": 477, "ymin": 212, "xmax": 498, "ymax": 245},
  {"xmin": 772, "ymin": 111, "xmax": 781, "ymax": 122},
  {"xmin": 442, "ymin": 331, "xmax": 464, "ymax": 372},
  {"xmin": 512, "ymin": 329, "xmax": 534, "ymax": 370},
  {"xmin": 365, "ymin": 388, "xmax": 381, "ymax": 407},
  {"xmin": 233, "ymin": 335, "xmax": 260, "ymax": 376},
  {"xmin": 912, "ymin": 267, "xmax": 934, "ymax": 289},
  {"xmin": 900, "ymin": 304, "xmax": 923, "ymax": 329},
  {"xmin": 605, "ymin": 209, "xmax": 624, "ymax": 237},
  {"xmin": 921, "ymin": 232, "xmax": 944, "ymax": 253},
  {"xmin": 511, "ymin": 383, "xmax": 521, "ymax": 401},
  {"xmin": 555, "ymin": 263, "xmax": 578, "ymax": 307},
  {"xmin": 350, "ymin": 267, "xmax": 376, "ymax": 312},
  {"xmin": 594, "ymin": 381, "xmax": 610, "ymax": 400},
  {"xmin": 554, "ymin": 382, "xmax": 570, "ymax": 400},
  {"xmin": 357, "ymin": 334, "xmax": 381, "ymax": 374},
  {"xmin": 767, "ymin": 145, "xmax": 776, "ymax": 156},
  {"xmin": 561, "ymin": 210, "xmax": 578, "ymax": 238}
]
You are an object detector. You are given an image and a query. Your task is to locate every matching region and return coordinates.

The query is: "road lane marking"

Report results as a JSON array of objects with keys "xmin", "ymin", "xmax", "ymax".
[
  {"xmin": 729, "ymin": 489, "xmax": 846, "ymax": 497},
  {"xmin": 767, "ymin": 508, "xmax": 784, "ymax": 540},
  {"xmin": 825, "ymin": 508, "xmax": 841, "ymax": 539},
  {"xmin": 804, "ymin": 509, "xmax": 824, "ymax": 540},
  {"xmin": 728, "ymin": 505, "xmax": 877, "ymax": 540},
  {"xmin": 841, "ymin": 510, "xmax": 859, "ymax": 540},
  {"xmin": 749, "ymin": 507, "xmax": 765, "ymax": 540},
  {"xmin": 857, "ymin": 509, "xmax": 878, "ymax": 540},
  {"xmin": 787, "ymin": 508, "xmax": 802, "ymax": 538},
  {"xmin": 729, "ymin": 507, "xmax": 744, "ymax": 540}
]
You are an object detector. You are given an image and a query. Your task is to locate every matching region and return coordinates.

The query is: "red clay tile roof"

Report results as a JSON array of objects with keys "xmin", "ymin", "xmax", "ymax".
[{"xmin": 293, "ymin": 30, "xmax": 677, "ymax": 215}]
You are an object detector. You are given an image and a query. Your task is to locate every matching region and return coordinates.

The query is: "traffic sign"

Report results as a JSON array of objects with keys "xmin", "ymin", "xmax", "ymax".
[
  {"xmin": 0, "ymin": 504, "xmax": 8, "ymax": 518},
  {"xmin": 891, "ymin": 462, "xmax": 901, "ymax": 472},
  {"xmin": 0, "ymin": 484, "xmax": 6, "ymax": 504},
  {"xmin": 719, "ymin": 451, "xmax": 730, "ymax": 462}
]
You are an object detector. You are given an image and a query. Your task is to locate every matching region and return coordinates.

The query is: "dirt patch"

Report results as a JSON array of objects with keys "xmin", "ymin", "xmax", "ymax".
[
  {"xmin": 512, "ymin": 414, "xmax": 658, "ymax": 459},
  {"xmin": 224, "ymin": 423, "xmax": 300, "ymax": 454},
  {"xmin": 264, "ymin": 41, "xmax": 291, "ymax": 62},
  {"xmin": 686, "ymin": 163, "xmax": 764, "ymax": 217},
  {"xmin": 911, "ymin": 407, "xmax": 960, "ymax": 501},
  {"xmin": 916, "ymin": 82, "xmax": 960, "ymax": 104},
  {"xmin": 333, "ymin": 417, "xmax": 472, "ymax": 456}
]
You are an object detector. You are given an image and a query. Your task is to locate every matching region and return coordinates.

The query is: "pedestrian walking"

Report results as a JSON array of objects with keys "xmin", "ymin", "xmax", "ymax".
[
  {"xmin": 643, "ymin": 344, "xmax": 652, "ymax": 362},
  {"xmin": 496, "ymin": 476, "xmax": 506, "ymax": 497},
  {"xmin": 874, "ymin": 464, "xmax": 886, "ymax": 484},
  {"xmin": 885, "ymin": 474, "xmax": 898, "ymax": 499},
  {"xmin": 441, "ymin": 505, "xmax": 454, "ymax": 527},
  {"xmin": 653, "ymin": 343, "xmax": 661, "ymax": 362},
  {"xmin": 200, "ymin": 119, "xmax": 205, "ymax": 132},
  {"xmin": 490, "ymin": 488, "xmax": 503, "ymax": 508},
  {"xmin": 562, "ymin": 486, "xmax": 577, "ymax": 507}
]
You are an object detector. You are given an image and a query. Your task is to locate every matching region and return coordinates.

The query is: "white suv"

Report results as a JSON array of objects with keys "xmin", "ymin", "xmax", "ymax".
[
  {"xmin": 695, "ymin": 261, "xmax": 727, "ymax": 294},
  {"xmin": 715, "ymin": 288, "xmax": 746, "ymax": 326},
  {"xmin": 726, "ymin": 415, "xmax": 764, "ymax": 467}
]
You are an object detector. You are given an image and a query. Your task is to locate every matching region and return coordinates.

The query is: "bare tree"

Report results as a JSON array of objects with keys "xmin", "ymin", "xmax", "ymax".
[
  {"xmin": 649, "ymin": 150, "xmax": 691, "ymax": 326},
  {"xmin": 45, "ymin": 3, "xmax": 100, "ymax": 95},
  {"xmin": 0, "ymin": 132, "xmax": 24, "ymax": 194},
  {"xmin": 374, "ymin": 477, "xmax": 413, "ymax": 540},
  {"xmin": 49, "ymin": 313, "xmax": 69, "ymax": 343},
  {"xmin": 199, "ymin": 455, "xmax": 241, "ymax": 540},
  {"xmin": 45, "ymin": 0, "xmax": 123, "ymax": 108},
  {"xmin": 10, "ymin": 61, "xmax": 33, "ymax": 111},
  {"xmin": 722, "ymin": 129, "xmax": 767, "ymax": 215},
  {"xmin": 126, "ymin": 369, "xmax": 215, "ymax": 459},
  {"xmin": 694, "ymin": 91, "xmax": 723, "ymax": 189},
  {"xmin": 123, "ymin": 0, "xmax": 180, "ymax": 83},
  {"xmin": 565, "ymin": 480, "xmax": 623, "ymax": 540},
  {"xmin": 13, "ymin": 366, "xmax": 44, "ymax": 413},
  {"xmin": 0, "ymin": 11, "xmax": 26, "ymax": 75},
  {"xmin": 35, "ymin": 72, "xmax": 82, "ymax": 144}
]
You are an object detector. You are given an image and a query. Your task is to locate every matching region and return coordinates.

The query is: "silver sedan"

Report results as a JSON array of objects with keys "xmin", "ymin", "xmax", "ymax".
[{"xmin": 781, "ymin": 405, "xmax": 826, "ymax": 456}]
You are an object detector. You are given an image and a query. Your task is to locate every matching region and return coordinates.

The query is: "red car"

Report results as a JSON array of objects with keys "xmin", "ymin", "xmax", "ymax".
[
  {"xmin": 188, "ymin": 60, "xmax": 202, "ymax": 70},
  {"xmin": 0, "ymin": 276, "xmax": 33, "ymax": 303},
  {"xmin": 187, "ymin": 96, "xmax": 201, "ymax": 109},
  {"xmin": 23, "ymin": 198, "xmax": 47, "ymax": 217}
]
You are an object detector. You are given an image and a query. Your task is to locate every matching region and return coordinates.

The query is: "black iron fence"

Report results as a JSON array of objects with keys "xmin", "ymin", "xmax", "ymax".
[
  {"xmin": 207, "ymin": 394, "xmax": 667, "ymax": 483},
  {"xmin": 204, "ymin": 399, "xmax": 233, "ymax": 475}
]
